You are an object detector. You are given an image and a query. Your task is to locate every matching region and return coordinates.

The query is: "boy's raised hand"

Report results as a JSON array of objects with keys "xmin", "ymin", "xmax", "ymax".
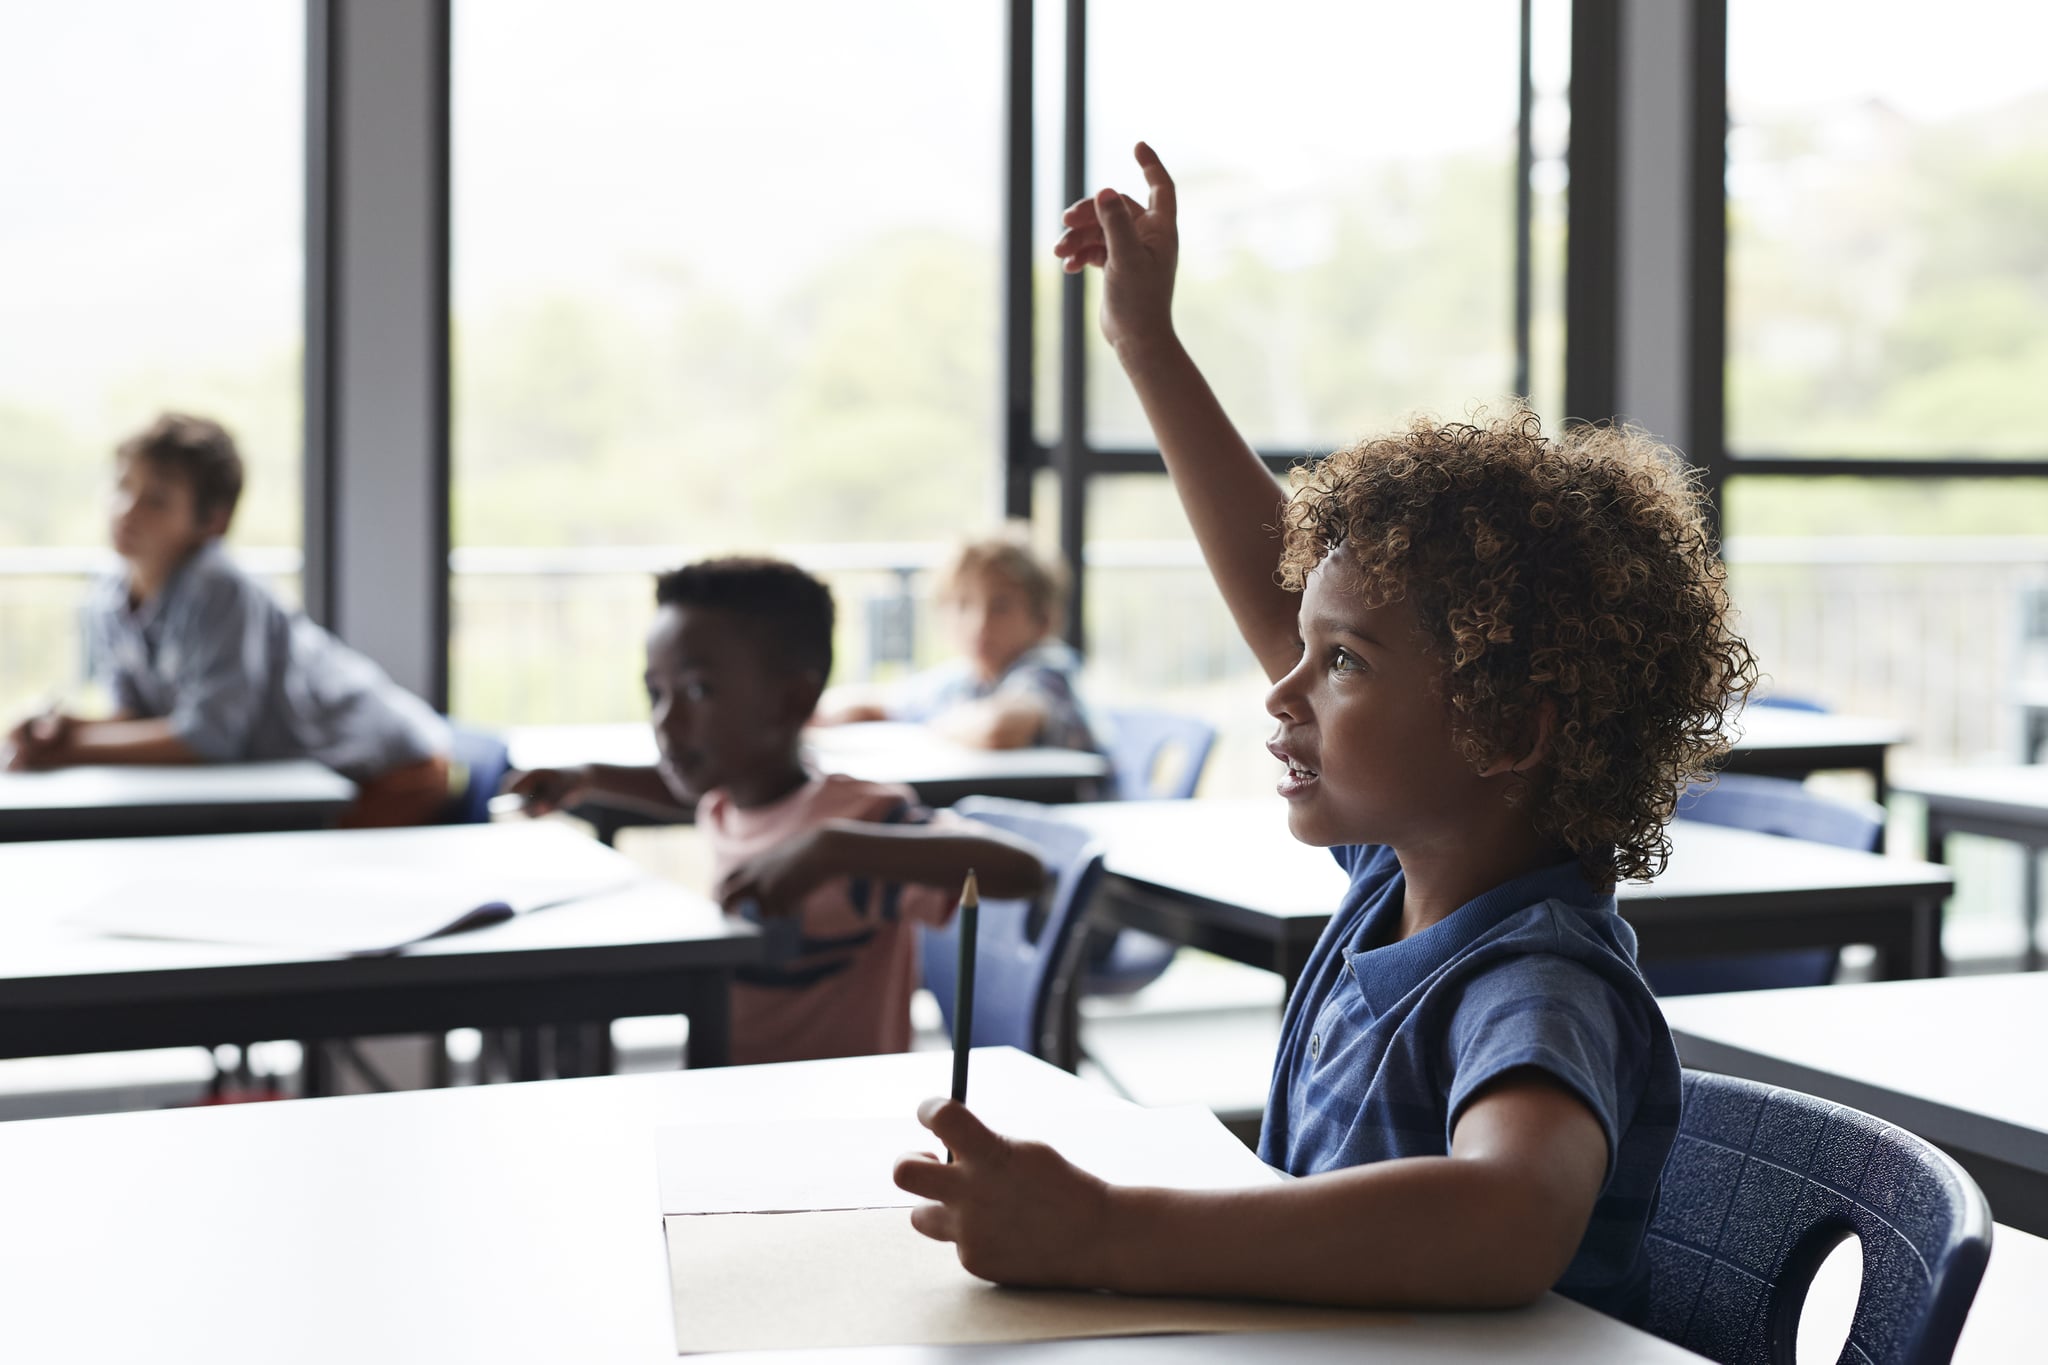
[
  {"xmin": 1052, "ymin": 141, "xmax": 1178, "ymax": 356},
  {"xmin": 894, "ymin": 1097, "xmax": 1115, "ymax": 1289}
]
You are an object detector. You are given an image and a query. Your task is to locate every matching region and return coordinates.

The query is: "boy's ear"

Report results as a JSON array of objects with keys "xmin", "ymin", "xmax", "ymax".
[
  {"xmin": 1479, "ymin": 700, "xmax": 1556, "ymax": 779},
  {"xmin": 197, "ymin": 502, "xmax": 232, "ymax": 540},
  {"xmin": 782, "ymin": 670, "xmax": 827, "ymax": 728}
]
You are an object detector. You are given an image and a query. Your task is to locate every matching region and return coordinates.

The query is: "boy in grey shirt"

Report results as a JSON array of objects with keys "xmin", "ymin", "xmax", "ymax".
[{"xmin": 4, "ymin": 414, "xmax": 450, "ymax": 826}]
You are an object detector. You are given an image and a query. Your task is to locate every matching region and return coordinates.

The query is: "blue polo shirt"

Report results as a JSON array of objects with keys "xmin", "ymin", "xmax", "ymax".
[{"xmin": 1258, "ymin": 843, "xmax": 1680, "ymax": 1325}]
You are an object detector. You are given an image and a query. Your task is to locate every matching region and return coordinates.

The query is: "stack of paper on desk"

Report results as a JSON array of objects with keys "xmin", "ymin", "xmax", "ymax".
[
  {"xmin": 659, "ymin": 1104, "xmax": 1402, "ymax": 1353},
  {"xmin": 71, "ymin": 868, "xmax": 633, "ymax": 955}
]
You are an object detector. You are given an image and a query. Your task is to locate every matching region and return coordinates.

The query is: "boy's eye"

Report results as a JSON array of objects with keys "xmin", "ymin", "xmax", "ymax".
[
  {"xmin": 1329, "ymin": 648, "xmax": 1364, "ymax": 675},
  {"xmin": 683, "ymin": 680, "xmax": 711, "ymax": 702}
]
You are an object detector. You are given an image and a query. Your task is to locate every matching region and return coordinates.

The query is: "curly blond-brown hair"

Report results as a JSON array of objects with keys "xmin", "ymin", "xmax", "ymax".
[{"xmin": 1277, "ymin": 406, "xmax": 1757, "ymax": 890}]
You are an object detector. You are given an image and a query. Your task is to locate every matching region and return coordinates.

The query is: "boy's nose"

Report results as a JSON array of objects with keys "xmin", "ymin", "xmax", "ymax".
[{"xmin": 1264, "ymin": 664, "xmax": 1309, "ymax": 722}]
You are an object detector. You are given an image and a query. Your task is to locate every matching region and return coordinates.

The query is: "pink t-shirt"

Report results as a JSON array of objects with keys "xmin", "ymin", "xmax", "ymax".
[{"xmin": 700, "ymin": 773, "xmax": 961, "ymax": 1067}]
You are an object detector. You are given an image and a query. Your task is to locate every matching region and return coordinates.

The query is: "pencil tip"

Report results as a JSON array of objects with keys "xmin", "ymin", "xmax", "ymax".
[{"xmin": 962, "ymin": 868, "xmax": 979, "ymax": 906}]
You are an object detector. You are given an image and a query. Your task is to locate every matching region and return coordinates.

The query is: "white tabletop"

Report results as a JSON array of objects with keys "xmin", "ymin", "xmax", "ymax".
[
  {"xmin": 1058, "ymin": 799, "xmax": 1950, "ymax": 922},
  {"xmin": 0, "ymin": 820, "xmax": 756, "ymax": 996},
  {"xmin": 507, "ymin": 721, "xmax": 1110, "ymax": 789},
  {"xmin": 0, "ymin": 759, "xmax": 357, "ymax": 836},
  {"xmin": 1662, "ymin": 974, "xmax": 2048, "ymax": 1176},
  {"xmin": 0, "ymin": 1048, "xmax": 1699, "ymax": 1363},
  {"xmin": 1893, "ymin": 765, "xmax": 2048, "ymax": 823},
  {"xmin": 1726, "ymin": 708, "xmax": 1911, "ymax": 755}
]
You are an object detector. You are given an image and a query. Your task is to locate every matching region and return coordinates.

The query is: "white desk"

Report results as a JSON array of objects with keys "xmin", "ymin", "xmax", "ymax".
[
  {"xmin": 1894, "ymin": 765, "xmax": 2048, "ymax": 967},
  {"xmin": 1664, "ymin": 973, "xmax": 2048, "ymax": 1237},
  {"xmin": 1060, "ymin": 799, "xmax": 1953, "ymax": 986},
  {"xmin": 0, "ymin": 759, "xmax": 357, "ymax": 841},
  {"xmin": 0, "ymin": 1048, "xmax": 1700, "ymax": 1363},
  {"xmin": 1723, "ymin": 708, "xmax": 1910, "ymax": 799},
  {"xmin": 0, "ymin": 821, "xmax": 761, "ymax": 1074}
]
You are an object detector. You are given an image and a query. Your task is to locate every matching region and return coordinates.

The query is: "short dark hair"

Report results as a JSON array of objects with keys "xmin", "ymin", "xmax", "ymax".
[
  {"xmin": 653, "ymin": 557, "xmax": 835, "ymax": 680},
  {"xmin": 117, "ymin": 413, "xmax": 245, "ymax": 526}
]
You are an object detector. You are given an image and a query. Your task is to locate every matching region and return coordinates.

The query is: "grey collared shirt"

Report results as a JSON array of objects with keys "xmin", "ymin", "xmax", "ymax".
[{"xmin": 84, "ymin": 541, "xmax": 448, "ymax": 781}]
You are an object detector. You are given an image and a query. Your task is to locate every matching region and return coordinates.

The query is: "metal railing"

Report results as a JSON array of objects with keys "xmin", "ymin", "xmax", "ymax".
[{"xmin": 5, "ymin": 539, "xmax": 2044, "ymax": 771}]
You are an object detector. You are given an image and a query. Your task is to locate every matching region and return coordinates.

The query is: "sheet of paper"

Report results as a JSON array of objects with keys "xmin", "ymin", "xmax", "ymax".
[
  {"xmin": 69, "ymin": 866, "xmax": 637, "ymax": 955},
  {"xmin": 664, "ymin": 1207, "xmax": 1403, "ymax": 1354},
  {"xmin": 656, "ymin": 1103, "xmax": 1277, "ymax": 1215}
]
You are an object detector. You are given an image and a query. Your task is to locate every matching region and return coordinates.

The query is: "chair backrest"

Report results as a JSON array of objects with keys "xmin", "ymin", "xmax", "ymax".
[
  {"xmin": 918, "ymin": 797, "xmax": 1105, "ymax": 1061},
  {"xmin": 1649, "ymin": 775, "xmax": 1885, "ymax": 995},
  {"xmin": 1645, "ymin": 1069, "xmax": 1990, "ymax": 1365},
  {"xmin": 1677, "ymin": 773, "xmax": 1885, "ymax": 853},
  {"xmin": 1752, "ymin": 695, "xmax": 1832, "ymax": 715},
  {"xmin": 1102, "ymin": 707, "xmax": 1218, "ymax": 801},
  {"xmin": 445, "ymin": 723, "xmax": 512, "ymax": 825}
]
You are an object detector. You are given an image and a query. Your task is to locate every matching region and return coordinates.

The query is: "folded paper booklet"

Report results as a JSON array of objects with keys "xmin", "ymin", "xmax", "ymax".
[
  {"xmin": 664, "ymin": 1209, "xmax": 1402, "ymax": 1353},
  {"xmin": 661, "ymin": 1104, "xmax": 1404, "ymax": 1352},
  {"xmin": 71, "ymin": 866, "xmax": 637, "ymax": 956}
]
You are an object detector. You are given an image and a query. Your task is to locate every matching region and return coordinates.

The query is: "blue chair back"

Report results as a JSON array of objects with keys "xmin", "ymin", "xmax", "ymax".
[
  {"xmin": 1102, "ymin": 707, "xmax": 1217, "ymax": 802},
  {"xmin": 1645, "ymin": 1069, "xmax": 1990, "ymax": 1365},
  {"xmin": 1752, "ymin": 695, "xmax": 1832, "ymax": 715},
  {"xmin": 918, "ymin": 798, "xmax": 1105, "ymax": 1061},
  {"xmin": 446, "ymin": 723, "xmax": 512, "ymax": 825},
  {"xmin": 1646, "ymin": 775, "xmax": 1884, "ymax": 995}
]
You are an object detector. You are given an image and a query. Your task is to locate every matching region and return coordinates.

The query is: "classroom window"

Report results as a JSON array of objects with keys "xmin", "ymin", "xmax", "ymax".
[
  {"xmin": 1725, "ymin": 0, "xmax": 2048, "ymax": 460},
  {"xmin": 0, "ymin": 1, "xmax": 304, "ymax": 717},
  {"xmin": 449, "ymin": 0, "xmax": 1005, "ymax": 725},
  {"xmin": 1080, "ymin": 0, "xmax": 1548, "ymax": 452}
]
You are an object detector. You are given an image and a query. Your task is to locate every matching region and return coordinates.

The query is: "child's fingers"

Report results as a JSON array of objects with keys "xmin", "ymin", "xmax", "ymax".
[
  {"xmin": 915, "ymin": 1097, "xmax": 1006, "ymax": 1163},
  {"xmin": 892, "ymin": 1150, "xmax": 963, "ymax": 1201},
  {"xmin": 908, "ymin": 1200, "xmax": 960, "ymax": 1243},
  {"xmin": 1095, "ymin": 187, "xmax": 1141, "ymax": 262},
  {"xmin": 1053, "ymin": 225, "xmax": 1105, "ymax": 260},
  {"xmin": 1133, "ymin": 141, "xmax": 1176, "ymax": 217},
  {"xmin": 1061, "ymin": 196, "xmax": 1101, "ymax": 228}
]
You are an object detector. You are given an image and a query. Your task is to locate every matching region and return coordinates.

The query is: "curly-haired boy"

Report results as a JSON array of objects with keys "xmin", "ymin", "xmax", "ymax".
[{"xmin": 895, "ymin": 144, "xmax": 1756, "ymax": 1324}]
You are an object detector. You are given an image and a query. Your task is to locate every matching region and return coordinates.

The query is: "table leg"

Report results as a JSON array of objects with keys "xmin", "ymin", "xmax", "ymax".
[
  {"xmin": 682, "ymin": 971, "xmax": 732, "ymax": 1069},
  {"xmin": 2026, "ymin": 849, "xmax": 2042, "ymax": 973}
]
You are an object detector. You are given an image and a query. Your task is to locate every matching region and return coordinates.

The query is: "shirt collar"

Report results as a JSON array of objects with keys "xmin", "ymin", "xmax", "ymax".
[
  {"xmin": 120, "ymin": 539, "xmax": 221, "ymax": 632},
  {"xmin": 1346, "ymin": 854, "xmax": 1609, "ymax": 1014}
]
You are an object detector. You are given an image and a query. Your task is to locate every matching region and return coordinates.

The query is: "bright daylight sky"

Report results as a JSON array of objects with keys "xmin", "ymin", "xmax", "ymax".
[{"xmin": 0, "ymin": 1, "xmax": 2043, "ymax": 411}]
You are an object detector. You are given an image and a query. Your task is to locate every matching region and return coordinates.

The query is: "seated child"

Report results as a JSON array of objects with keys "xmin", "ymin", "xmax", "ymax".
[
  {"xmin": 818, "ymin": 531, "xmax": 1100, "ymax": 753},
  {"xmin": 2, "ymin": 414, "xmax": 451, "ymax": 827},
  {"xmin": 894, "ymin": 144, "xmax": 1758, "ymax": 1321},
  {"xmin": 507, "ymin": 557, "xmax": 1046, "ymax": 1066}
]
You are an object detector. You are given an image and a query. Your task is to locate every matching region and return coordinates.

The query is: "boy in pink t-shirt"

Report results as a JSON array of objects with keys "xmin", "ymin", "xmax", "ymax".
[{"xmin": 510, "ymin": 557, "xmax": 1045, "ymax": 1066}]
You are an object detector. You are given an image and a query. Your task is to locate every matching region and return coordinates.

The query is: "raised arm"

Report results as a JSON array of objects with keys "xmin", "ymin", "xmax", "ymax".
[{"xmin": 1054, "ymin": 143, "xmax": 1301, "ymax": 681}]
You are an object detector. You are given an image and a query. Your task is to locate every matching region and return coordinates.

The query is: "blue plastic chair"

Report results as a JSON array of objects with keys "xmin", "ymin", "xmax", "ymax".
[
  {"xmin": 1102, "ymin": 706, "xmax": 1217, "ymax": 802},
  {"xmin": 1644, "ymin": 774, "xmax": 1885, "ymax": 995},
  {"xmin": 445, "ymin": 723, "xmax": 513, "ymax": 825},
  {"xmin": 1085, "ymin": 708, "xmax": 1220, "ymax": 996},
  {"xmin": 1752, "ymin": 695, "xmax": 1832, "ymax": 715},
  {"xmin": 918, "ymin": 797, "xmax": 1106, "ymax": 1062},
  {"xmin": 1645, "ymin": 1069, "xmax": 1990, "ymax": 1365}
]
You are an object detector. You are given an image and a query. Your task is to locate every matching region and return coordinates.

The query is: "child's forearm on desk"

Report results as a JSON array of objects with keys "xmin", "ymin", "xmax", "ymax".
[
  {"xmin": 1098, "ymin": 1152, "xmax": 1584, "ymax": 1310},
  {"xmin": 813, "ymin": 820, "xmax": 1046, "ymax": 900},
  {"xmin": 59, "ymin": 718, "xmax": 203, "ymax": 765},
  {"xmin": 583, "ymin": 763, "xmax": 693, "ymax": 815},
  {"xmin": 1111, "ymin": 333, "xmax": 1299, "ymax": 680}
]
